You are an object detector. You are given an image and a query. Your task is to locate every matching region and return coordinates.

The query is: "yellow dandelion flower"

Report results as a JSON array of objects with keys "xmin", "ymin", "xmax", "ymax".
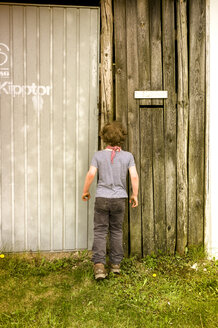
[
  {"xmin": 152, "ymin": 273, "xmax": 157, "ymax": 277},
  {"xmin": 0, "ymin": 254, "xmax": 5, "ymax": 258}
]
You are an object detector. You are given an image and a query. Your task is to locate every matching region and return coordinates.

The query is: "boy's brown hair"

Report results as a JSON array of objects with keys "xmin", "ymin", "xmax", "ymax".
[{"xmin": 100, "ymin": 121, "xmax": 127, "ymax": 146}]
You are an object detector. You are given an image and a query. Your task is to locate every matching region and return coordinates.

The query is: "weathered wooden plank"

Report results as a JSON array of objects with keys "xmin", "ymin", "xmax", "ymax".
[
  {"xmin": 137, "ymin": 0, "xmax": 150, "ymax": 107},
  {"xmin": 162, "ymin": 0, "xmax": 177, "ymax": 254},
  {"xmin": 204, "ymin": 0, "xmax": 210, "ymax": 252},
  {"xmin": 176, "ymin": 0, "xmax": 189, "ymax": 254},
  {"xmin": 100, "ymin": 0, "xmax": 113, "ymax": 131},
  {"xmin": 114, "ymin": 0, "xmax": 129, "ymax": 255},
  {"xmin": 152, "ymin": 108, "xmax": 166, "ymax": 253},
  {"xmin": 140, "ymin": 108, "xmax": 155, "ymax": 255},
  {"xmin": 114, "ymin": 0, "xmax": 127, "ymax": 127},
  {"xmin": 150, "ymin": 0, "xmax": 163, "ymax": 107},
  {"xmin": 126, "ymin": 0, "xmax": 141, "ymax": 257},
  {"xmin": 188, "ymin": 0, "xmax": 206, "ymax": 246},
  {"xmin": 150, "ymin": 0, "xmax": 166, "ymax": 253},
  {"xmin": 136, "ymin": 0, "xmax": 152, "ymax": 256}
]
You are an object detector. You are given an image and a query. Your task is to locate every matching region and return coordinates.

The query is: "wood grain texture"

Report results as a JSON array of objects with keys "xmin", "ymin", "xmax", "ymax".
[
  {"xmin": 162, "ymin": 0, "xmax": 177, "ymax": 254},
  {"xmin": 176, "ymin": 0, "xmax": 189, "ymax": 254},
  {"xmin": 188, "ymin": 0, "xmax": 206, "ymax": 247},
  {"xmin": 150, "ymin": 0, "xmax": 163, "ymax": 107},
  {"xmin": 150, "ymin": 0, "xmax": 166, "ymax": 252},
  {"xmin": 152, "ymin": 108, "xmax": 166, "ymax": 253},
  {"xmin": 137, "ymin": 0, "xmax": 152, "ymax": 255},
  {"xmin": 100, "ymin": 0, "xmax": 113, "ymax": 131},
  {"xmin": 140, "ymin": 108, "xmax": 155, "ymax": 255},
  {"xmin": 114, "ymin": 0, "xmax": 129, "ymax": 255},
  {"xmin": 137, "ymin": 0, "xmax": 151, "ymax": 107},
  {"xmin": 126, "ymin": 0, "xmax": 141, "ymax": 256}
]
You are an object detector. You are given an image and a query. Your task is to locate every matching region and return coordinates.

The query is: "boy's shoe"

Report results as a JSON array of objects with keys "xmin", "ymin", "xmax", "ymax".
[
  {"xmin": 94, "ymin": 263, "xmax": 107, "ymax": 280},
  {"xmin": 110, "ymin": 264, "xmax": 121, "ymax": 274}
]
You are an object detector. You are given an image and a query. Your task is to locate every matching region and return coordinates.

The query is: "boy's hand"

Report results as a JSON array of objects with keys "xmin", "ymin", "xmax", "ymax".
[
  {"xmin": 82, "ymin": 192, "xmax": 90, "ymax": 201},
  {"xmin": 129, "ymin": 195, "xmax": 138, "ymax": 207}
]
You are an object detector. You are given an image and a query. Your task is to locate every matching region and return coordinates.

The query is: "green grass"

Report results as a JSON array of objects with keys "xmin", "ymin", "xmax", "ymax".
[{"xmin": 0, "ymin": 248, "xmax": 217, "ymax": 328}]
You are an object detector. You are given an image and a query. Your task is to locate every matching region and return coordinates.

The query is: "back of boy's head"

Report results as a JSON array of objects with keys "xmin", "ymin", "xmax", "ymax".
[{"xmin": 100, "ymin": 121, "xmax": 127, "ymax": 146}]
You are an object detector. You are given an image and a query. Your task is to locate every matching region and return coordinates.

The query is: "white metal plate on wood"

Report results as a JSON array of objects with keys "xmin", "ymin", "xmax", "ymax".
[{"xmin": 134, "ymin": 91, "xmax": 168, "ymax": 99}]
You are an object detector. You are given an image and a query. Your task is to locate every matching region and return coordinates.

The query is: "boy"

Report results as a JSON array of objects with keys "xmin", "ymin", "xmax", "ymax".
[{"xmin": 82, "ymin": 121, "xmax": 139, "ymax": 280}]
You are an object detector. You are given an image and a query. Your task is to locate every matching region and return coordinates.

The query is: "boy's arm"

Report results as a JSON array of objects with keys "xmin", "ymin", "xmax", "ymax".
[
  {"xmin": 82, "ymin": 166, "xmax": 97, "ymax": 201},
  {"xmin": 129, "ymin": 166, "xmax": 139, "ymax": 207}
]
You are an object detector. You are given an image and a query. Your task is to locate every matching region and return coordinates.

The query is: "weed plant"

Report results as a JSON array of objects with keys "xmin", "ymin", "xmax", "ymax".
[{"xmin": 0, "ymin": 248, "xmax": 217, "ymax": 328}]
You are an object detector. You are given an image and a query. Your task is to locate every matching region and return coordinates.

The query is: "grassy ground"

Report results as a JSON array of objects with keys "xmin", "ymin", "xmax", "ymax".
[{"xmin": 0, "ymin": 248, "xmax": 217, "ymax": 328}]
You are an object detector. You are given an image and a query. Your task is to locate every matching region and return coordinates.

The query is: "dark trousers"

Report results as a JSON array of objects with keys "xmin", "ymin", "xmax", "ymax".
[{"xmin": 92, "ymin": 197, "xmax": 126, "ymax": 265}]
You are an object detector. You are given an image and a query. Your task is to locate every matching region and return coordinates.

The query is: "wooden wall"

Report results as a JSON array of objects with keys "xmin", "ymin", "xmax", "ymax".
[{"xmin": 110, "ymin": 0, "xmax": 206, "ymax": 256}]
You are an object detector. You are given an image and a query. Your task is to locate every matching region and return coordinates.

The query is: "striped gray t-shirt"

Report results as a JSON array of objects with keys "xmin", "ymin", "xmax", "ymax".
[{"xmin": 91, "ymin": 149, "xmax": 135, "ymax": 198}]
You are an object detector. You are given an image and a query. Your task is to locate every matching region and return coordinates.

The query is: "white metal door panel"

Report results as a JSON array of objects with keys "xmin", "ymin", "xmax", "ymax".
[{"xmin": 0, "ymin": 4, "xmax": 99, "ymax": 252}]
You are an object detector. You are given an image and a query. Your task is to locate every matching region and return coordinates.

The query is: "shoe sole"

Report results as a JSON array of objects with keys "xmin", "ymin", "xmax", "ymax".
[{"xmin": 95, "ymin": 273, "xmax": 107, "ymax": 280}]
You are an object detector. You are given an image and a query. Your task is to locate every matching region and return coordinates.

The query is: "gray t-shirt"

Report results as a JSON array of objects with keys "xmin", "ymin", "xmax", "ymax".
[{"xmin": 91, "ymin": 149, "xmax": 135, "ymax": 198}]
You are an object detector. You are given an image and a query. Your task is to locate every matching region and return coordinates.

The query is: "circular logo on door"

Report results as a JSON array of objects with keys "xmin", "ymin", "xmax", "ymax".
[{"xmin": 0, "ymin": 43, "xmax": 9, "ymax": 66}]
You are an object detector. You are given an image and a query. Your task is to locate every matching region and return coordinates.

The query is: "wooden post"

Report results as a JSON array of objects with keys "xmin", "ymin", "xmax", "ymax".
[
  {"xmin": 176, "ymin": 0, "xmax": 189, "ymax": 254},
  {"xmin": 100, "ymin": 0, "xmax": 113, "ymax": 138}
]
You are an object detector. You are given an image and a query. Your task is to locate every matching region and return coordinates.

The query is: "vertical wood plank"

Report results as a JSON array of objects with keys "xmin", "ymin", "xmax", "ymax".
[
  {"xmin": 137, "ymin": 0, "xmax": 150, "ymax": 96},
  {"xmin": 152, "ymin": 108, "xmax": 166, "ymax": 252},
  {"xmin": 26, "ymin": 6, "xmax": 38, "ymax": 251},
  {"xmin": 162, "ymin": 0, "xmax": 177, "ymax": 254},
  {"xmin": 114, "ymin": 0, "xmax": 129, "ymax": 255},
  {"xmin": 150, "ymin": 0, "xmax": 163, "ymax": 107},
  {"xmin": 39, "ymin": 7, "xmax": 51, "ymax": 250},
  {"xmin": 13, "ymin": 6, "xmax": 25, "ymax": 251},
  {"xmin": 136, "ymin": 0, "xmax": 153, "ymax": 255},
  {"xmin": 188, "ymin": 0, "xmax": 206, "ymax": 246},
  {"xmin": 65, "ymin": 8, "xmax": 77, "ymax": 250},
  {"xmin": 176, "ymin": 0, "xmax": 189, "ymax": 254},
  {"xmin": 126, "ymin": 0, "xmax": 141, "ymax": 257},
  {"xmin": 114, "ymin": 0, "xmax": 128, "ymax": 128},
  {"xmin": 52, "ymin": 8, "xmax": 64, "ymax": 250},
  {"xmin": 150, "ymin": 0, "xmax": 166, "ymax": 252},
  {"xmin": 140, "ymin": 108, "xmax": 155, "ymax": 254},
  {"xmin": 100, "ymin": 0, "xmax": 113, "ymax": 131},
  {"xmin": 0, "ymin": 5, "xmax": 12, "ymax": 251},
  {"xmin": 204, "ymin": 0, "xmax": 210, "ymax": 253}
]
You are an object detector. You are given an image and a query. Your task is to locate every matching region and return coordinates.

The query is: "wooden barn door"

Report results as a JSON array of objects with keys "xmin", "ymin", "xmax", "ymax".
[{"xmin": 114, "ymin": 0, "xmax": 206, "ymax": 256}]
